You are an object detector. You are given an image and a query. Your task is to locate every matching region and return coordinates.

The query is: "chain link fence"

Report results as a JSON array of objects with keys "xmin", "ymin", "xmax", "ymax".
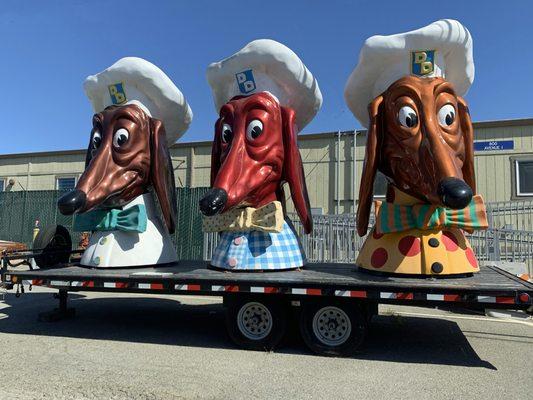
[
  {"xmin": 2, "ymin": 190, "xmax": 532, "ymax": 271},
  {"xmin": 0, "ymin": 188, "xmax": 210, "ymax": 260}
]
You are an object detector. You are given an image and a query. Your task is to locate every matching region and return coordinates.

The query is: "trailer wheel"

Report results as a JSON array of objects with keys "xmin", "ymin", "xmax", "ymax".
[
  {"xmin": 33, "ymin": 225, "xmax": 72, "ymax": 269},
  {"xmin": 300, "ymin": 300, "xmax": 367, "ymax": 357},
  {"xmin": 225, "ymin": 297, "xmax": 287, "ymax": 351}
]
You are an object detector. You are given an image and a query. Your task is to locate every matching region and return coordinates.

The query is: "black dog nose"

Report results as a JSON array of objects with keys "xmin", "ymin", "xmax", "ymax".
[
  {"xmin": 58, "ymin": 189, "xmax": 87, "ymax": 215},
  {"xmin": 199, "ymin": 188, "xmax": 228, "ymax": 216},
  {"xmin": 437, "ymin": 177, "xmax": 473, "ymax": 209}
]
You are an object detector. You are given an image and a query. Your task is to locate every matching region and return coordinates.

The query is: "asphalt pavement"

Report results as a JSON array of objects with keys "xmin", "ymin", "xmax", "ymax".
[{"xmin": 0, "ymin": 286, "xmax": 531, "ymax": 400}]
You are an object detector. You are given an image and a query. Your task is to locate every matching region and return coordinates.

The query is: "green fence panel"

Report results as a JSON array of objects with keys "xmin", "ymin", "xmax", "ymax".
[{"xmin": 0, "ymin": 188, "xmax": 210, "ymax": 260}]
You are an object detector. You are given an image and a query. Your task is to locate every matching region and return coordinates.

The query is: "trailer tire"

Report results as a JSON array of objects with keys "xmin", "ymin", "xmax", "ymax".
[
  {"xmin": 33, "ymin": 225, "xmax": 72, "ymax": 269},
  {"xmin": 225, "ymin": 296, "xmax": 287, "ymax": 351},
  {"xmin": 300, "ymin": 300, "xmax": 367, "ymax": 357}
]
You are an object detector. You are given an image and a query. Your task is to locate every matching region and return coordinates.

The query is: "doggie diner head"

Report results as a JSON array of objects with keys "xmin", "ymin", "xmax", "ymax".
[
  {"xmin": 199, "ymin": 92, "xmax": 312, "ymax": 233},
  {"xmin": 355, "ymin": 75, "xmax": 476, "ymax": 236},
  {"xmin": 58, "ymin": 104, "xmax": 178, "ymax": 233}
]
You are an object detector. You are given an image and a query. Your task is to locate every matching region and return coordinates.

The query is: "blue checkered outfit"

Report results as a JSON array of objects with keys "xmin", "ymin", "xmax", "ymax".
[{"xmin": 210, "ymin": 220, "xmax": 305, "ymax": 270}]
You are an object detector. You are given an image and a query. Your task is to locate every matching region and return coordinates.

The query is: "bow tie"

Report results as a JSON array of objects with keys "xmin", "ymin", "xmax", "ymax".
[
  {"xmin": 374, "ymin": 195, "xmax": 488, "ymax": 235},
  {"xmin": 203, "ymin": 201, "xmax": 284, "ymax": 233},
  {"xmin": 73, "ymin": 204, "xmax": 147, "ymax": 233}
]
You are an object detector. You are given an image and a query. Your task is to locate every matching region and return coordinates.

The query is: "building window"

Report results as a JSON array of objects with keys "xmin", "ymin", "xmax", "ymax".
[
  {"xmin": 373, "ymin": 171, "xmax": 388, "ymax": 198},
  {"xmin": 0, "ymin": 178, "xmax": 5, "ymax": 192},
  {"xmin": 515, "ymin": 159, "xmax": 533, "ymax": 197},
  {"xmin": 56, "ymin": 177, "xmax": 77, "ymax": 191}
]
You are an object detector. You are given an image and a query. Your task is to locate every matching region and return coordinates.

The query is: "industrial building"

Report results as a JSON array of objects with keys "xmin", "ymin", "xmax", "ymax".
[{"xmin": 0, "ymin": 118, "xmax": 532, "ymax": 215}]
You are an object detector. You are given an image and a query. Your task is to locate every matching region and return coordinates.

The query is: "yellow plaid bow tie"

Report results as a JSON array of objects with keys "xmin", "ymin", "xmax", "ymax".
[{"xmin": 202, "ymin": 201, "xmax": 284, "ymax": 233}]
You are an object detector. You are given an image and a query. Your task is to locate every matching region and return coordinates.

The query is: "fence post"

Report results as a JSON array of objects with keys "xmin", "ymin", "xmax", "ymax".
[{"xmin": 486, "ymin": 202, "xmax": 494, "ymax": 228}]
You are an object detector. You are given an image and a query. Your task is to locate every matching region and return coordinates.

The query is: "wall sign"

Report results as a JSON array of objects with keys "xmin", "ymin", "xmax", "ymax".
[{"xmin": 473, "ymin": 140, "xmax": 514, "ymax": 151}]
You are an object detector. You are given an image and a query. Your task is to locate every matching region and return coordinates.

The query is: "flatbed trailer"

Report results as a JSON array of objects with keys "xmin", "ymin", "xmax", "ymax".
[{"xmin": 1, "ymin": 252, "xmax": 532, "ymax": 356}]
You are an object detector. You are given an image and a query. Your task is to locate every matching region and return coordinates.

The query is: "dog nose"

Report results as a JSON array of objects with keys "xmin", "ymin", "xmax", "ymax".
[
  {"xmin": 58, "ymin": 189, "xmax": 87, "ymax": 215},
  {"xmin": 437, "ymin": 177, "xmax": 473, "ymax": 209},
  {"xmin": 199, "ymin": 188, "xmax": 228, "ymax": 216}
]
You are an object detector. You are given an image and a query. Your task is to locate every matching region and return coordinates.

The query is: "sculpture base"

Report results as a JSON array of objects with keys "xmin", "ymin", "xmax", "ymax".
[{"xmin": 357, "ymin": 227, "xmax": 480, "ymax": 276}]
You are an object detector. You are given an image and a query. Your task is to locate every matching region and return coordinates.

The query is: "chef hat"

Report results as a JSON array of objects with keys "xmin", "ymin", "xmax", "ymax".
[
  {"xmin": 84, "ymin": 57, "xmax": 193, "ymax": 145},
  {"xmin": 344, "ymin": 19, "xmax": 474, "ymax": 128},
  {"xmin": 207, "ymin": 39, "xmax": 322, "ymax": 131}
]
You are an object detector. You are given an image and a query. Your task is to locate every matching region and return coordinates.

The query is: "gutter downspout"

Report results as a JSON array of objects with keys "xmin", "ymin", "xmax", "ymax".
[{"xmin": 336, "ymin": 130, "xmax": 341, "ymax": 214}]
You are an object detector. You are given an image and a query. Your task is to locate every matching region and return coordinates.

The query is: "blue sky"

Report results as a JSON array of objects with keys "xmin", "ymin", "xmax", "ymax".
[{"xmin": 1, "ymin": 0, "xmax": 531, "ymax": 154}]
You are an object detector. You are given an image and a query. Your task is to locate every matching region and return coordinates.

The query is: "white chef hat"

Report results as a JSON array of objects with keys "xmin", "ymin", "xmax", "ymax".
[
  {"xmin": 84, "ymin": 57, "xmax": 193, "ymax": 145},
  {"xmin": 344, "ymin": 19, "xmax": 474, "ymax": 128},
  {"xmin": 207, "ymin": 39, "xmax": 322, "ymax": 131}
]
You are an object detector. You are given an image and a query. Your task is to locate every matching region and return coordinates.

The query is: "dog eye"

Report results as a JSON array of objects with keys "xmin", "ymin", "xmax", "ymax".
[
  {"xmin": 438, "ymin": 104, "xmax": 456, "ymax": 127},
  {"xmin": 113, "ymin": 128, "xmax": 129, "ymax": 148},
  {"xmin": 221, "ymin": 123, "xmax": 233, "ymax": 144},
  {"xmin": 92, "ymin": 131, "xmax": 102, "ymax": 149},
  {"xmin": 398, "ymin": 106, "xmax": 418, "ymax": 128},
  {"xmin": 246, "ymin": 119, "xmax": 263, "ymax": 140}
]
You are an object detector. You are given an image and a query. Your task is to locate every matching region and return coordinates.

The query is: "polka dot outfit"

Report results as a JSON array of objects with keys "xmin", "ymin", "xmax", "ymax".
[{"xmin": 357, "ymin": 188, "xmax": 480, "ymax": 275}]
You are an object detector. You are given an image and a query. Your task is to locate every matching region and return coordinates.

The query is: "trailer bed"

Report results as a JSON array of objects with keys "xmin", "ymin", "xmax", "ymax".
[{"xmin": 3, "ymin": 261, "xmax": 532, "ymax": 309}]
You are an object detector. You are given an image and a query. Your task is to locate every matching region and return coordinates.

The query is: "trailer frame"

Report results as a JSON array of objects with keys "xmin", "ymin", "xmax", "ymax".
[{"xmin": 1, "ymin": 251, "xmax": 532, "ymax": 356}]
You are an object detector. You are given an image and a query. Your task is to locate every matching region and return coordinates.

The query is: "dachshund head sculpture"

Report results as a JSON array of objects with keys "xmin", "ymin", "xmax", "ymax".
[
  {"xmin": 58, "ymin": 103, "xmax": 177, "ymax": 233},
  {"xmin": 199, "ymin": 92, "xmax": 312, "ymax": 234},
  {"xmin": 346, "ymin": 19, "xmax": 486, "ymax": 275},
  {"xmin": 357, "ymin": 75, "xmax": 475, "ymax": 237}
]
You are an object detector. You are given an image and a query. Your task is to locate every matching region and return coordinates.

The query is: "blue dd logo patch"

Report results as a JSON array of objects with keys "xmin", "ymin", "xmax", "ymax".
[
  {"xmin": 411, "ymin": 50, "xmax": 435, "ymax": 76},
  {"xmin": 235, "ymin": 69, "xmax": 256, "ymax": 94},
  {"xmin": 108, "ymin": 82, "xmax": 127, "ymax": 105}
]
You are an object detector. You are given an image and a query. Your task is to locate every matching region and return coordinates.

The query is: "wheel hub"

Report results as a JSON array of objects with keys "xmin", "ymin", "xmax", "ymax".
[
  {"xmin": 237, "ymin": 302, "xmax": 273, "ymax": 340},
  {"xmin": 312, "ymin": 306, "xmax": 352, "ymax": 346}
]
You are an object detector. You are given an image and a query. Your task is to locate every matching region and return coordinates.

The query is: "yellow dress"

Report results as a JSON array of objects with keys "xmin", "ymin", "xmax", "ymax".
[{"xmin": 357, "ymin": 189, "xmax": 483, "ymax": 276}]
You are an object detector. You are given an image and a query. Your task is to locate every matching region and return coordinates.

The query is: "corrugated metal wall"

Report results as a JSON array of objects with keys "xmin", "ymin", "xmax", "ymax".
[{"xmin": 1, "ymin": 119, "xmax": 532, "ymax": 214}]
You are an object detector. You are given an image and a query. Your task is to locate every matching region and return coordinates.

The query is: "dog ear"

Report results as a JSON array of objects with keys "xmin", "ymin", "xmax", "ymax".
[
  {"xmin": 280, "ymin": 106, "xmax": 312, "ymax": 234},
  {"xmin": 149, "ymin": 118, "xmax": 178, "ymax": 234},
  {"xmin": 210, "ymin": 119, "xmax": 223, "ymax": 187},
  {"xmin": 457, "ymin": 97, "xmax": 476, "ymax": 194},
  {"xmin": 84, "ymin": 137, "xmax": 93, "ymax": 168},
  {"xmin": 357, "ymin": 95, "xmax": 384, "ymax": 237}
]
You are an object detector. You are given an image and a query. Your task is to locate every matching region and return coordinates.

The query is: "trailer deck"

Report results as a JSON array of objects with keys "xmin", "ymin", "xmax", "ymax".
[
  {"xmin": 2, "ymin": 258, "xmax": 532, "ymax": 356},
  {"xmin": 3, "ymin": 261, "xmax": 532, "ymax": 309}
]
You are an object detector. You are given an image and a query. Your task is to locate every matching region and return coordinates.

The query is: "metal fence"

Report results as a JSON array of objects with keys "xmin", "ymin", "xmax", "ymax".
[
  {"xmin": 1, "ymin": 189, "xmax": 532, "ymax": 272},
  {"xmin": 485, "ymin": 199, "xmax": 533, "ymax": 231},
  {"xmin": 0, "ymin": 188, "xmax": 210, "ymax": 260},
  {"xmin": 285, "ymin": 211, "xmax": 533, "ymax": 275},
  {"xmin": 204, "ymin": 202, "xmax": 533, "ymax": 275}
]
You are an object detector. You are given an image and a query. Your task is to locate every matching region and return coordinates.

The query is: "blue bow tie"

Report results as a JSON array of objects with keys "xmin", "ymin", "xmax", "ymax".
[{"xmin": 73, "ymin": 204, "xmax": 147, "ymax": 233}]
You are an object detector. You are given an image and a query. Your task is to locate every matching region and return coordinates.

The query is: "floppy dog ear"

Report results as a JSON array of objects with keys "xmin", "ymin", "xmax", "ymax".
[
  {"xmin": 84, "ymin": 137, "xmax": 93, "ymax": 168},
  {"xmin": 457, "ymin": 97, "xmax": 476, "ymax": 194},
  {"xmin": 149, "ymin": 118, "xmax": 178, "ymax": 234},
  {"xmin": 281, "ymin": 106, "xmax": 312, "ymax": 234},
  {"xmin": 210, "ymin": 119, "xmax": 223, "ymax": 187},
  {"xmin": 357, "ymin": 95, "xmax": 384, "ymax": 237}
]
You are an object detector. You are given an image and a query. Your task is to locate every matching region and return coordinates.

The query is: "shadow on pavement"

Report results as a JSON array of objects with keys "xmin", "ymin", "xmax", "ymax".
[{"xmin": 0, "ymin": 291, "xmax": 505, "ymax": 368}]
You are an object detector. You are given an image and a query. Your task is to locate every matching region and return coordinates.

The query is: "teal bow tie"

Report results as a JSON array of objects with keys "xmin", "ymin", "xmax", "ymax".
[{"xmin": 73, "ymin": 204, "xmax": 147, "ymax": 233}]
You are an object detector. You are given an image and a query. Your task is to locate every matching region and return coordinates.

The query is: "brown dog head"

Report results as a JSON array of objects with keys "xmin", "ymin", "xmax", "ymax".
[
  {"xmin": 357, "ymin": 76, "xmax": 475, "ymax": 236},
  {"xmin": 198, "ymin": 92, "xmax": 312, "ymax": 233},
  {"xmin": 57, "ymin": 104, "xmax": 178, "ymax": 233}
]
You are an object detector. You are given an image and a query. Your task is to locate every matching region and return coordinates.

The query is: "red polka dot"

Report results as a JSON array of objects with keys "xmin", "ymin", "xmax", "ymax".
[
  {"xmin": 373, "ymin": 230, "xmax": 384, "ymax": 240},
  {"xmin": 398, "ymin": 235, "xmax": 421, "ymax": 257},
  {"xmin": 442, "ymin": 231, "xmax": 459, "ymax": 251},
  {"xmin": 465, "ymin": 248, "xmax": 478, "ymax": 268},
  {"xmin": 371, "ymin": 248, "xmax": 388, "ymax": 268}
]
